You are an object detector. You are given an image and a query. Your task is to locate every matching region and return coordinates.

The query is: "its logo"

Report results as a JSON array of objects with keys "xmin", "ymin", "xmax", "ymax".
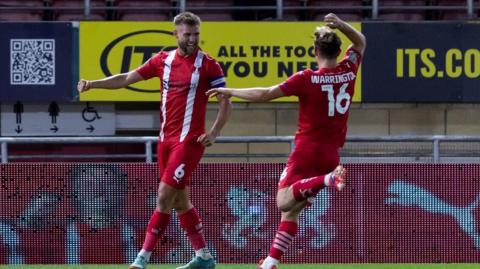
[{"xmin": 100, "ymin": 30, "xmax": 177, "ymax": 93}]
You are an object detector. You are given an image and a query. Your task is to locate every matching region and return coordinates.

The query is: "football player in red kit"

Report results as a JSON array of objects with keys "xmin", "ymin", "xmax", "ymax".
[
  {"xmin": 78, "ymin": 12, "xmax": 231, "ymax": 269},
  {"xmin": 207, "ymin": 13, "xmax": 366, "ymax": 269}
]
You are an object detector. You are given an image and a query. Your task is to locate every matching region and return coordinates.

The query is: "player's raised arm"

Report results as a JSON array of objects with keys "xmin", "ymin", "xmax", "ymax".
[
  {"xmin": 324, "ymin": 13, "xmax": 366, "ymax": 55},
  {"xmin": 77, "ymin": 70, "xmax": 144, "ymax": 93},
  {"xmin": 206, "ymin": 85, "xmax": 284, "ymax": 102}
]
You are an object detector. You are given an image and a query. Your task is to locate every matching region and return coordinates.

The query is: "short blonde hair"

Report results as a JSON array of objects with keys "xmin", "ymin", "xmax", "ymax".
[
  {"xmin": 173, "ymin": 11, "xmax": 201, "ymax": 26},
  {"xmin": 314, "ymin": 26, "xmax": 342, "ymax": 59}
]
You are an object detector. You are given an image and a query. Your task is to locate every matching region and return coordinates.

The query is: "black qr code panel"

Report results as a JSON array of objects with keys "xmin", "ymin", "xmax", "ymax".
[{"xmin": 10, "ymin": 39, "xmax": 55, "ymax": 85}]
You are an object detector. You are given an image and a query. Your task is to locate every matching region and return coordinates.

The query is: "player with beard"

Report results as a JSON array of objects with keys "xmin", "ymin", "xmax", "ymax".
[{"xmin": 78, "ymin": 12, "xmax": 231, "ymax": 269}]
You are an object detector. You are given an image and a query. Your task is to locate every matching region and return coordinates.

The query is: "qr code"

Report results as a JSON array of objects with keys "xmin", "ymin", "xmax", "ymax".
[{"xmin": 10, "ymin": 39, "xmax": 55, "ymax": 85}]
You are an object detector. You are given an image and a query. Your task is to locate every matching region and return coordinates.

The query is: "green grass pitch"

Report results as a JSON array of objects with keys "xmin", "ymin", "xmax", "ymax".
[{"xmin": 1, "ymin": 264, "xmax": 478, "ymax": 269}]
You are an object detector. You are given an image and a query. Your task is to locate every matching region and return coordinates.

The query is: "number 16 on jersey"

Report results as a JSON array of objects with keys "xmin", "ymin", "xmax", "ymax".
[{"xmin": 321, "ymin": 83, "xmax": 351, "ymax": 117}]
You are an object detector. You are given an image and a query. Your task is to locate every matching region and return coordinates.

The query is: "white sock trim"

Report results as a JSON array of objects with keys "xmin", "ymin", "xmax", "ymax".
[
  {"xmin": 195, "ymin": 248, "xmax": 213, "ymax": 260},
  {"xmin": 261, "ymin": 256, "xmax": 279, "ymax": 267},
  {"xmin": 138, "ymin": 249, "xmax": 152, "ymax": 261},
  {"xmin": 324, "ymin": 172, "xmax": 333, "ymax": 186}
]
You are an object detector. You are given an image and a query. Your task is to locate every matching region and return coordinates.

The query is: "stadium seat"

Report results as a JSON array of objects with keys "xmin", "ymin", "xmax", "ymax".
[
  {"xmin": 436, "ymin": 0, "xmax": 473, "ymax": 20},
  {"xmin": 0, "ymin": 12, "xmax": 43, "ymax": 21},
  {"xmin": 281, "ymin": 0, "xmax": 308, "ymax": 21},
  {"xmin": 232, "ymin": 0, "xmax": 277, "ymax": 21},
  {"xmin": 478, "ymin": 0, "xmax": 480, "ymax": 18},
  {"xmin": 186, "ymin": 0, "xmax": 233, "ymax": 21},
  {"xmin": 115, "ymin": 0, "xmax": 172, "ymax": 21},
  {"xmin": 377, "ymin": 0, "xmax": 426, "ymax": 21},
  {"xmin": 0, "ymin": 0, "xmax": 43, "ymax": 21},
  {"xmin": 308, "ymin": 0, "xmax": 364, "ymax": 21},
  {"xmin": 50, "ymin": 0, "xmax": 107, "ymax": 21}
]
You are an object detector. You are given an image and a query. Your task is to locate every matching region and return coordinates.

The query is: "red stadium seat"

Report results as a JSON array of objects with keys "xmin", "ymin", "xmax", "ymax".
[
  {"xmin": 115, "ymin": 0, "xmax": 172, "ymax": 21},
  {"xmin": 282, "ymin": 0, "xmax": 307, "ymax": 21},
  {"xmin": 308, "ymin": 0, "xmax": 364, "ymax": 21},
  {"xmin": 478, "ymin": 0, "xmax": 480, "ymax": 18},
  {"xmin": 436, "ymin": 0, "xmax": 473, "ymax": 20},
  {"xmin": 50, "ymin": 0, "xmax": 107, "ymax": 21},
  {"xmin": 0, "ymin": 12, "xmax": 43, "ymax": 21},
  {"xmin": 232, "ymin": 0, "xmax": 277, "ymax": 21},
  {"xmin": 0, "ymin": 0, "xmax": 43, "ymax": 21},
  {"xmin": 185, "ymin": 0, "xmax": 233, "ymax": 21},
  {"xmin": 377, "ymin": 0, "xmax": 426, "ymax": 21}
]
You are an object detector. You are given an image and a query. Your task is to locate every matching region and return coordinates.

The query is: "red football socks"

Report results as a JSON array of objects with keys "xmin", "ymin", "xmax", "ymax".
[
  {"xmin": 178, "ymin": 207, "xmax": 207, "ymax": 250},
  {"xmin": 268, "ymin": 221, "xmax": 298, "ymax": 260},
  {"xmin": 142, "ymin": 210, "xmax": 171, "ymax": 251}
]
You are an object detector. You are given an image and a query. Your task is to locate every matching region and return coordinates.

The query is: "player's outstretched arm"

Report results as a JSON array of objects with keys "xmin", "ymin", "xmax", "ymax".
[
  {"xmin": 324, "ymin": 13, "xmax": 366, "ymax": 55},
  {"xmin": 206, "ymin": 86, "xmax": 284, "ymax": 102},
  {"xmin": 77, "ymin": 70, "xmax": 144, "ymax": 93}
]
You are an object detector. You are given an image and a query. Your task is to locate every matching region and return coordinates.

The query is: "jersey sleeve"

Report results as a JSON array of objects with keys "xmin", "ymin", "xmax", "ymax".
[
  {"xmin": 207, "ymin": 59, "xmax": 226, "ymax": 88},
  {"xmin": 279, "ymin": 71, "xmax": 306, "ymax": 96},
  {"xmin": 136, "ymin": 53, "xmax": 162, "ymax": 80},
  {"xmin": 342, "ymin": 46, "xmax": 362, "ymax": 73}
]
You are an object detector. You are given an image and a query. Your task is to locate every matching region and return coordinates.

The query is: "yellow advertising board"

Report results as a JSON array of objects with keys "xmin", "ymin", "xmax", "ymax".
[{"xmin": 80, "ymin": 22, "xmax": 362, "ymax": 102}]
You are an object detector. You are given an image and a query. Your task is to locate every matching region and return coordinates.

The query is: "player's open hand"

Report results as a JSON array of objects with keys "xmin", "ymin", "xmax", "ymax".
[
  {"xmin": 197, "ymin": 131, "xmax": 217, "ymax": 147},
  {"xmin": 324, "ymin": 13, "xmax": 343, "ymax": 29},
  {"xmin": 77, "ymin": 79, "xmax": 91, "ymax": 93},
  {"xmin": 206, "ymin": 87, "xmax": 231, "ymax": 98}
]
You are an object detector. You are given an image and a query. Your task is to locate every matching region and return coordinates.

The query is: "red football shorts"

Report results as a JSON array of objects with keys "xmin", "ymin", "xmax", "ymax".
[
  {"xmin": 278, "ymin": 142, "xmax": 340, "ymax": 188},
  {"xmin": 157, "ymin": 139, "xmax": 205, "ymax": 189}
]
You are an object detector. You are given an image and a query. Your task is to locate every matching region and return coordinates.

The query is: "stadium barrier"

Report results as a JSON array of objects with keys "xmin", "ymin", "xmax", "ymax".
[
  {"xmin": 3, "ymin": 135, "xmax": 480, "ymax": 163},
  {"xmin": 0, "ymin": 163, "xmax": 479, "ymax": 264}
]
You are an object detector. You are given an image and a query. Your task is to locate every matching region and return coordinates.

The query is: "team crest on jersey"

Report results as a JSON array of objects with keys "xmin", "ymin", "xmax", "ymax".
[{"xmin": 347, "ymin": 52, "xmax": 358, "ymax": 64}]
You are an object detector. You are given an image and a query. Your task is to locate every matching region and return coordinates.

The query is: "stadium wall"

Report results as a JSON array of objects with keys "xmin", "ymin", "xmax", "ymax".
[
  {"xmin": 202, "ymin": 102, "xmax": 480, "ymax": 162},
  {"xmin": 1, "ymin": 21, "xmax": 480, "ymax": 156},
  {"xmin": 0, "ymin": 163, "xmax": 479, "ymax": 264}
]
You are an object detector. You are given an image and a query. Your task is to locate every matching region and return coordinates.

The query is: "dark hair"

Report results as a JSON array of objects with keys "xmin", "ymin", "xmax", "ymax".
[
  {"xmin": 174, "ymin": 11, "xmax": 201, "ymax": 26},
  {"xmin": 314, "ymin": 26, "xmax": 342, "ymax": 59}
]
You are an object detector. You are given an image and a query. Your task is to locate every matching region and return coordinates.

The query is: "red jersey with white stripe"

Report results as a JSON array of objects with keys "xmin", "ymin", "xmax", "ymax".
[
  {"xmin": 280, "ymin": 47, "xmax": 362, "ymax": 148},
  {"xmin": 137, "ymin": 48, "xmax": 225, "ymax": 142}
]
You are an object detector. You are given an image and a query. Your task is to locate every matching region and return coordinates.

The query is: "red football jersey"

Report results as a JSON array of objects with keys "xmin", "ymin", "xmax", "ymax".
[
  {"xmin": 137, "ymin": 48, "xmax": 225, "ymax": 142},
  {"xmin": 280, "ymin": 47, "xmax": 362, "ymax": 147}
]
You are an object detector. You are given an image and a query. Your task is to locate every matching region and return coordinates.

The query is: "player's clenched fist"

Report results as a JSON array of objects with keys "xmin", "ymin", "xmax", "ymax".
[
  {"xmin": 324, "ymin": 13, "xmax": 344, "ymax": 29},
  {"xmin": 206, "ymin": 88, "xmax": 231, "ymax": 98},
  {"xmin": 77, "ymin": 79, "xmax": 91, "ymax": 93},
  {"xmin": 197, "ymin": 132, "xmax": 216, "ymax": 147}
]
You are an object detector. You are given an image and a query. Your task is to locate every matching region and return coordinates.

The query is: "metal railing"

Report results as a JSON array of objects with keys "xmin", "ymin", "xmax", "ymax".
[
  {"xmin": 2, "ymin": 135, "xmax": 480, "ymax": 163},
  {"xmin": 0, "ymin": 136, "xmax": 294, "ymax": 163},
  {"xmin": 0, "ymin": 0, "xmax": 477, "ymax": 20}
]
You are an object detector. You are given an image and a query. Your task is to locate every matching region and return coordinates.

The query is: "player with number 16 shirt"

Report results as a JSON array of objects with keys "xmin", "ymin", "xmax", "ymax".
[{"xmin": 207, "ymin": 13, "xmax": 366, "ymax": 269}]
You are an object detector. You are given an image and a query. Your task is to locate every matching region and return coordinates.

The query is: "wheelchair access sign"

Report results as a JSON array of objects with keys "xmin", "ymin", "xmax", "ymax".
[{"xmin": 1, "ymin": 102, "xmax": 115, "ymax": 136}]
